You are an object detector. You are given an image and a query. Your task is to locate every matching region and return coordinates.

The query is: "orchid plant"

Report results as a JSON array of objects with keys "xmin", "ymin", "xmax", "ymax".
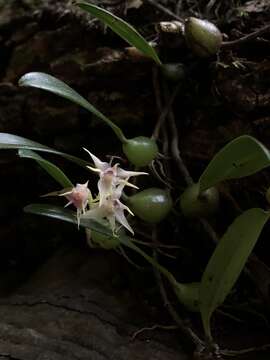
[{"xmin": 1, "ymin": 2, "xmax": 270, "ymax": 357}]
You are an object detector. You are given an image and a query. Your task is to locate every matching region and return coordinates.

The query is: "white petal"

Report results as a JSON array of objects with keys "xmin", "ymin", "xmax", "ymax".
[
  {"xmin": 86, "ymin": 166, "xmax": 101, "ymax": 173},
  {"xmin": 113, "ymin": 182, "xmax": 126, "ymax": 199},
  {"xmin": 83, "ymin": 148, "xmax": 109, "ymax": 171},
  {"xmin": 79, "ymin": 180, "xmax": 89, "ymax": 188},
  {"xmin": 64, "ymin": 201, "xmax": 73, "ymax": 208},
  {"xmin": 117, "ymin": 199, "xmax": 134, "ymax": 216},
  {"xmin": 117, "ymin": 168, "xmax": 148, "ymax": 179},
  {"xmin": 41, "ymin": 188, "xmax": 73, "ymax": 198},
  {"xmin": 118, "ymin": 179, "xmax": 139, "ymax": 189},
  {"xmin": 58, "ymin": 189, "xmax": 74, "ymax": 196},
  {"xmin": 114, "ymin": 208, "xmax": 134, "ymax": 235}
]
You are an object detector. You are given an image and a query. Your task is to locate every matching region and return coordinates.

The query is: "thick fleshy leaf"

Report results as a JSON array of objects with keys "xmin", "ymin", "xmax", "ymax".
[
  {"xmin": 25, "ymin": 203, "xmax": 199, "ymax": 311},
  {"xmin": 199, "ymin": 135, "xmax": 270, "ymax": 192},
  {"xmin": 18, "ymin": 149, "xmax": 73, "ymax": 188},
  {"xmin": 0, "ymin": 133, "xmax": 88, "ymax": 168},
  {"xmin": 76, "ymin": 2, "xmax": 161, "ymax": 65},
  {"xmin": 24, "ymin": 204, "xmax": 113, "ymax": 236},
  {"xmin": 19, "ymin": 72, "xmax": 126, "ymax": 142},
  {"xmin": 199, "ymin": 208, "xmax": 270, "ymax": 339}
]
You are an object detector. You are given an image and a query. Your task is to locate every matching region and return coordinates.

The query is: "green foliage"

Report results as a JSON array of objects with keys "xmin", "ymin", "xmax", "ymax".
[
  {"xmin": 0, "ymin": 132, "xmax": 88, "ymax": 168},
  {"xmin": 25, "ymin": 202, "xmax": 199, "ymax": 311},
  {"xmin": 199, "ymin": 135, "xmax": 270, "ymax": 193},
  {"xmin": 19, "ymin": 72, "xmax": 127, "ymax": 143},
  {"xmin": 25, "ymin": 203, "xmax": 113, "ymax": 236},
  {"xmin": 19, "ymin": 73, "xmax": 158, "ymax": 167},
  {"xmin": 18, "ymin": 149, "xmax": 73, "ymax": 188},
  {"xmin": 117, "ymin": 235, "xmax": 200, "ymax": 312},
  {"xmin": 173, "ymin": 282, "xmax": 200, "ymax": 312},
  {"xmin": 90, "ymin": 229, "xmax": 121, "ymax": 249},
  {"xmin": 76, "ymin": 2, "xmax": 162, "ymax": 65},
  {"xmin": 2, "ymin": 5, "xmax": 270, "ymax": 349},
  {"xmin": 199, "ymin": 208, "xmax": 270, "ymax": 339}
]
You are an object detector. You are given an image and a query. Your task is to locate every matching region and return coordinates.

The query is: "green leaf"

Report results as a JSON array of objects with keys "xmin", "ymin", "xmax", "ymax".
[
  {"xmin": 19, "ymin": 72, "xmax": 127, "ymax": 142},
  {"xmin": 25, "ymin": 202, "xmax": 199, "ymax": 311},
  {"xmin": 0, "ymin": 132, "xmax": 89, "ymax": 168},
  {"xmin": 24, "ymin": 204, "xmax": 113, "ymax": 236},
  {"xmin": 18, "ymin": 149, "xmax": 73, "ymax": 188},
  {"xmin": 199, "ymin": 208, "xmax": 270, "ymax": 339},
  {"xmin": 199, "ymin": 135, "xmax": 270, "ymax": 192},
  {"xmin": 76, "ymin": 2, "xmax": 161, "ymax": 65}
]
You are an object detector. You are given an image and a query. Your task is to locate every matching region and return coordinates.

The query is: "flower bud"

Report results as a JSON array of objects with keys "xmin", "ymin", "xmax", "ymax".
[{"xmin": 184, "ymin": 17, "xmax": 222, "ymax": 57}]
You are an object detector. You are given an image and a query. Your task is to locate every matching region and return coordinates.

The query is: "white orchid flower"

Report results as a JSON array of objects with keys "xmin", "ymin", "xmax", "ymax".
[
  {"xmin": 84, "ymin": 148, "xmax": 147, "ymax": 207},
  {"xmin": 53, "ymin": 150, "xmax": 148, "ymax": 234},
  {"xmin": 82, "ymin": 181, "xmax": 134, "ymax": 235}
]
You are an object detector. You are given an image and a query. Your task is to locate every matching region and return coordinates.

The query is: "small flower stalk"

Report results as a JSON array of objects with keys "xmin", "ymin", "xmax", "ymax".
[{"xmin": 59, "ymin": 150, "xmax": 147, "ymax": 235}]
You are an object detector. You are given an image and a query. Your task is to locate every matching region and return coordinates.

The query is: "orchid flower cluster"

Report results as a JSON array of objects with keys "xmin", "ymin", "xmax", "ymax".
[{"xmin": 61, "ymin": 149, "xmax": 147, "ymax": 235}]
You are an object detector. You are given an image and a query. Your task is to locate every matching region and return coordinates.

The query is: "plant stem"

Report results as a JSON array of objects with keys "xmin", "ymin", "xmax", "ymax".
[
  {"xmin": 152, "ymin": 69, "xmax": 180, "ymax": 140},
  {"xmin": 151, "ymin": 227, "xmax": 204, "ymax": 351},
  {"xmin": 144, "ymin": 0, "xmax": 185, "ymax": 23},
  {"xmin": 120, "ymin": 235, "xmax": 176, "ymax": 285},
  {"xmin": 163, "ymin": 81, "xmax": 193, "ymax": 186},
  {"xmin": 222, "ymin": 24, "xmax": 270, "ymax": 49},
  {"xmin": 90, "ymin": 108, "xmax": 128, "ymax": 144}
]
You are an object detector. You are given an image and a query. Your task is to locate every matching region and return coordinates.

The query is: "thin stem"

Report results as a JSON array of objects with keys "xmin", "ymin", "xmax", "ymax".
[
  {"xmin": 119, "ymin": 235, "xmax": 177, "ymax": 286},
  {"xmin": 91, "ymin": 108, "xmax": 128, "ymax": 144},
  {"xmin": 151, "ymin": 228, "xmax": 204, "ymax": 351},
  {"xmin": 221, "ymin": 343, "xmax": 270, "ymax": 357},
  {"xmin": 153, "ymin": 82, "xmax": 180, "ymax": 140},
  {"xmin": 162, "ymin": 79, "xmax": 219, "ymax": 247},
  {"xmin": 222, "ymin": 24, "xmax": 270, "ymax": 49},
  {"xmin": 144, "ymin": 0, "xmax": 184, "ymax": 23},
  {"xmin": 131, "ymin": 324, "xmax": 178, "ymax": 340},
  {"xmin": 175, "ymin": 0, "xmax": 184, "ymax": 16},
  {"xmin": 120, "ymin": 236, "xmax": 200, "ymax": 313},
  {"xmin": 163, "ymin": 81, "xmax": 193, "ymax": 186},
  {"xmin": 152, "ymin": 66, "xmax": 173, "ymax": 183},
  {"xmin": 152, "ymin": 66, "xmax": 164, "ymax": 139}
]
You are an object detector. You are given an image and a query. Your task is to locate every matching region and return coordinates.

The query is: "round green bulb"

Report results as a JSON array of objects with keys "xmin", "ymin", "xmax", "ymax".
[
  {"xmin": 184, "ymin": 17, "xmax": 222, "ymax": 57},
  {"xmin": 127, "ymin": 188, "xmax": 172, "ymax": 223},
  {"xmin": 161, "ymin": 63, "xmax": 186, "ymax": 82},
  {"xmin": 180, "ymin": 183, "xmax": 219, "ymax": 218},
  {"xmin": 122, "ymin": 136, "xmax": 158, "ymax": 167}
]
